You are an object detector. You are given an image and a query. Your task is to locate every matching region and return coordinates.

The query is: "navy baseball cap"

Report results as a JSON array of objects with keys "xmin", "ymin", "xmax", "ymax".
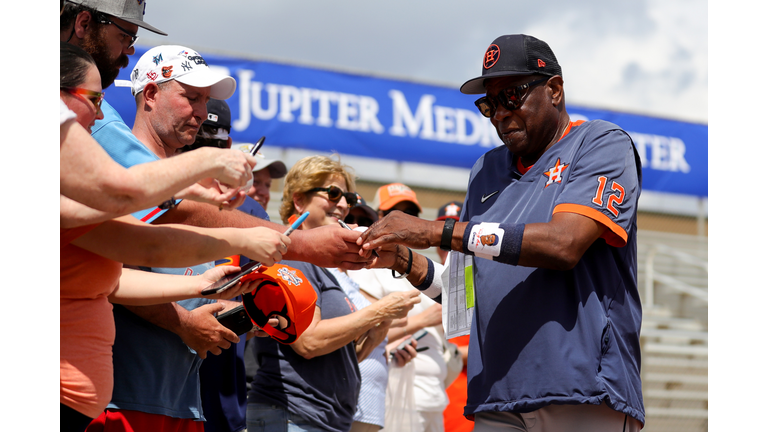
[
  {"xmin": 202, "ymin": 99, "xmax": 231, "ymax": 135},
  {"xmin": 436, "ymin": 201, "xmax": 463, "ymax": 221},
  {"xmin": 460, "ymin": 34, "xmax": 562, "ymax": 95}
]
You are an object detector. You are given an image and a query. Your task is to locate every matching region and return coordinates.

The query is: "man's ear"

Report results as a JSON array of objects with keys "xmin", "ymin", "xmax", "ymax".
[
  {"xmin": 73, "ymin": 11, "xmax": 93, "ymax": 40},
  {"xmin": 142, "ymin": 82, "xmax": 160, "ymax": 108},
  {"xmin": 547, "ymin": 76, "xmax": 565, "ymax": 107},
  {"xmin": 226, "ymin": 137, "xmax": 233, "ymax": 149}
]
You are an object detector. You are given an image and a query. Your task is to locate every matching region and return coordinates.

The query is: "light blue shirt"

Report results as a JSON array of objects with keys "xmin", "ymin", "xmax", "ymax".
[
  {"xmin": 91, "ymin": 98, "xmax": 214, "ymax": 419},
  {"xmin": 329, "ymin": 268, "xmax": 388, "ymax": 428}
]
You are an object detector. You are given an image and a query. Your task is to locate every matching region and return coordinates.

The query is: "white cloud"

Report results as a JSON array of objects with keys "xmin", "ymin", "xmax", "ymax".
[{"xmin": 141, "ymin": 0, "xmax": 707, "ymax": 123}]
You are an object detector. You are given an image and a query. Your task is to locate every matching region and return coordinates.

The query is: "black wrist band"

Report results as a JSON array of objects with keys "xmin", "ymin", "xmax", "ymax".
[
  {"xmin": 159, "ymin": 197, "xmax": 177, "ymax": 210},
  {"xmin": 392, "ymin": 246, "xmax": 413, "ymax": 279},
  {"xmin": 440, "ymin": 218, "xmax": 456, "ymax": 251}
]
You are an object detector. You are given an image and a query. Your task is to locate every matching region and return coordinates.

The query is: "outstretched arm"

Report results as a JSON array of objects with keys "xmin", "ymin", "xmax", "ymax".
[
  {"xmin": 60, "ymin": 194, "xmax": 121, "ymax": 228},
  {"xmin": 109, "ymin": 266, "xmax": 261, "ymax": 306},
  {"xmin": 71, "ymin": 214, "xmax": 290, "ymax": 267},
  {"xmin": 60, "ymin": 119, "xmax": 254, "ymax": 218},
  {"xmin": 358, "ymin": 211, "xmax": 605, "ymax": 271},
  {"xmin": 154, "ymin": 200, "xmax": 372, "ymax": 270}
]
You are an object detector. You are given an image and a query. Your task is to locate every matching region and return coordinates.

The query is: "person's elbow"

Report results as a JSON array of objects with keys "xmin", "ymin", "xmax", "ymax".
[
  {"xmin": 290, "ymin": 339, "xmax": 320, "ymax": 360},
  {"xmin": 99, "ymin": 173, "xmax": 154, "ymax": 213},
  {"xmin": 547, "ymin": 237, "xmax": 590, "ymax": 271}
]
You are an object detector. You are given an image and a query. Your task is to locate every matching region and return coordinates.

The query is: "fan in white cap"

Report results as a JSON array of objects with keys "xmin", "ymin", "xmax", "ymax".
[{"xmin": 130, "ymin": 45, "xmax": 236, "ymax": 100}]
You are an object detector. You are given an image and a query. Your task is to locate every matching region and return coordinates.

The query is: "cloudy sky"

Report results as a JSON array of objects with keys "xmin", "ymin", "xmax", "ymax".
[{"xmin": 137, "ymin": 0, "xmax": 708, "ymax": 124}]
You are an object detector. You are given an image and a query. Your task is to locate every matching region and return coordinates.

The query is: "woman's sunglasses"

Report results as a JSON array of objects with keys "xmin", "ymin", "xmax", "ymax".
[
  {"xmin": 473, "ymin": 77, "xmax": 548, "ymax": 118},
  {"xmin": 307, "ymin": 186, "xmax": 358, "ymax": 206},
  {"xmin": 61, "ymin": 87, "xmax": 105, "ymax": 113}
]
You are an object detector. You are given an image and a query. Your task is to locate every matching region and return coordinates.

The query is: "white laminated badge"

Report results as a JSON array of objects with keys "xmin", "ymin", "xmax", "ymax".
[{"xmin": 442, "ymin": 251, "xmax": 475, "ymax": 339}]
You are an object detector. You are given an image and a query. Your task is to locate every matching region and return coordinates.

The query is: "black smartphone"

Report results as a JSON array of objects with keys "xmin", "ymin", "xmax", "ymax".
[
  {"xmin": 201, "ymin": 261, "xmax": 262, "ymax": 296},
  {"xmin": 390, "ymin": 329, "xmax": 429, "ymax": 359},
  {"xmin": 216, "ymin": 305, "xmax": 255, "ymax": 335}
]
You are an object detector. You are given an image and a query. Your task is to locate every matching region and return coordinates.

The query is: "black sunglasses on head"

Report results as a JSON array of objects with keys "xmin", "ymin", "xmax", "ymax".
[
  {"xmin": 307, "ymin": 186, "xmax": 358, "ymax": 206},
  {"xmin": 474, "ymin": 77, "xmax": 548, "ymax": 118}
]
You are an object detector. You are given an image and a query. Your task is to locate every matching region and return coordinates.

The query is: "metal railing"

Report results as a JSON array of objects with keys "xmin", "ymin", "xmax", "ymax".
[{"xmin": 644, "ymin": 243, "xmax": 708, "ymax": 309}]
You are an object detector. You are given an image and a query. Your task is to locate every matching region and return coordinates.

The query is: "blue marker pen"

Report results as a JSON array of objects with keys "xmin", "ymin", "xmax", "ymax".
[{"xmin": 284, "ymin": 211, "xmax": 310, "ymax": 236}]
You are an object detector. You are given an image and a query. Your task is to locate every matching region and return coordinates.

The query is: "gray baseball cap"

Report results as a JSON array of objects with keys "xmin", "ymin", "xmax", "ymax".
[{"xmin": 68, "ymin": 0, "xmax": 167, "ymax": 35}]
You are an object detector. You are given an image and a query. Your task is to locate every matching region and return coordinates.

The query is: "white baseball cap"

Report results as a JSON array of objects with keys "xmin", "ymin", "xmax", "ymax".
[
  {"xmin": 234, "ymin": 144, "xmax": 288, "ymax": 179},
  {"xmin": 130, "ymin": 45, "xmax": 236, "ymax": 100}
]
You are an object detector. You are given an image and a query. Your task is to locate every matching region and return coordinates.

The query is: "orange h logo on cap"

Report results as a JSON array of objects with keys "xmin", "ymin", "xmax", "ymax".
[
  {"xmin": 537, "ymin": 59, "xmax": 546, "ymax": 68},
  {"xmin": 484, "ymin": 44, "xmax": 500, "ymax": 69}
]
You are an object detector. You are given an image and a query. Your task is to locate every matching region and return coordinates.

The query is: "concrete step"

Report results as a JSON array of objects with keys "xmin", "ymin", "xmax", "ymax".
[
  {"xmin": 644, "ymin": 343, "xmax": 708, "ymax": 357},
  {"xmin": 640, "ymin": 327, "xmax": 708, "ymax": 343},
  {"xmin": 643, "ymin": 356, "xmax": 708, "ymax": 369},
  {"xmin": 644, "ymin": 372, "xmax": 708, "ymax": 385},
  {"xmin": 645, "ymin": 406, "xmax": 708, "ymax": 419},
  {"xmin": 642, "ymin": 314, "xmax": 707, "ymax": 332},
  {"xmin": 645, "ymin": 389, "xmax": 708, "ymax": 401}
]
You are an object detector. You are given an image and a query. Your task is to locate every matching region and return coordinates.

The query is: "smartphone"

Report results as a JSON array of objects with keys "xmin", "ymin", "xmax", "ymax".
[
  {"xmin": 201, "ymin": 260, "xmax": 262, "ymax": 296},
  {"xmin": 390, "ymin": 329, "xmax": 429, "ymax": 359},
  {"xmin": 216, "ymin": 304, "xmax": 255, "ymax": 335}
]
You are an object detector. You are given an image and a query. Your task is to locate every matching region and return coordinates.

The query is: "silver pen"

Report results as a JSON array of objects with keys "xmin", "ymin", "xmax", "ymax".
[{"xmin": 338, "ymin": 219, "xmax": 379, "ymax": 258}]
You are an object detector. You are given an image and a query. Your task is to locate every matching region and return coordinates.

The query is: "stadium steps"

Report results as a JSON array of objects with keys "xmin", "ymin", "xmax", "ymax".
[
  {"xmin": 640, "ymin": 316, "xmax": 708, "ymax": 431},
  {"xmin": 637, "ymin": 230, "xmax": 707, "ymax": 432}
]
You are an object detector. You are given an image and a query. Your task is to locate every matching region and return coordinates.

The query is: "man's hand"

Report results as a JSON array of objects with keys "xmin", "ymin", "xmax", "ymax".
[
  {"xmin": 208, "ymin": 147, "xmax": 257, "ymax": 189},
  {"xmin": 177, "ymin": 302, "xmax": 240, "ymax": 359},
  {"xmin": 357, "ymin": 211, "xmax": 440, "ymax": 254},
  {"xmin": 289, "ymin": 224, "xmax": 373, "ymax": 270},
  {"xmin": 175, "ymin": 178, "xmax": 246, "ymax": 211},
  {"xmin": 239, "ymin": 227, "xmax": 291, "ymax": 266}
]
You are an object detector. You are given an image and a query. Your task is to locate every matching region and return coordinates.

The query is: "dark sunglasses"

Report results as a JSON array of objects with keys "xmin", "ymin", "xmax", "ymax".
[
  {"xmin": 344, "ymin": 214, "xmax": 375, "ymax": 227},
  {"xmin": 307, "ymin": 186, "xmax": 358, "ymax": 206},
  {"xmin": 61, "ymin": 87, "xmax": 105, "ymax": 112},
  {"xmin": 96, "ymin": 14, "xmax": 139, "ymax": 48},
  {"xmin": 474, "ymin": 77, "xmax": 548, "ymax": 117}
]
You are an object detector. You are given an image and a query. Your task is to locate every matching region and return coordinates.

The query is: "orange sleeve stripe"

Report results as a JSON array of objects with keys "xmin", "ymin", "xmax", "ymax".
[{"xmin": 553, "ymin": 203, "xmax": 628, "ymax": 247}]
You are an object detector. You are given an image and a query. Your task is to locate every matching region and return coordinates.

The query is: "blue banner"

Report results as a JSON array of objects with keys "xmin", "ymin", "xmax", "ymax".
[{"xmin": 109, "ymin": 46, "xmax": 708, "ymax": 197}]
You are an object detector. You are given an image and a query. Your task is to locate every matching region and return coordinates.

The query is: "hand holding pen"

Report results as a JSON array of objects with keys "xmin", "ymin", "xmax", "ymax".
[
  {"xmin": 217, "ymin": 137, "xmax": 265, "ymax": 212},
  {"xmin": 338, "ymin": 219, "xmax": 379, "ymax": 258}
]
